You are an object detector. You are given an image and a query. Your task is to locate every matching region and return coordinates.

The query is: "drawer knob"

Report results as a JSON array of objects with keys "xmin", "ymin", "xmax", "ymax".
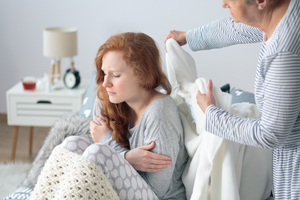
[{"xmin": 37, "ymin": 100, "xmax": 52, "ymax": 104}]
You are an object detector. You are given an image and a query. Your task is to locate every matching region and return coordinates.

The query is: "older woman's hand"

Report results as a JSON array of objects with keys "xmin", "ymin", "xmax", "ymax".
[
  {"xmin": 196, "ymin": 79, "xmax": 216, "ymax": 113},
  {"xmin": 164, "ymin": 30, "xmax": 187, "ymax": 52},
  {"xmin": 125, "ymin": 142, "xmax": 172, "ymax": 172},
  {"xmin": 90, "ymin": 116, "xmax": 111, "ymax": 143}
]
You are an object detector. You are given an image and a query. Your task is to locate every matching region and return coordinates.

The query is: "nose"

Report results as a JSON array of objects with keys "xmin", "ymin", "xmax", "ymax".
[
  {"xmin": 222, "ymin": 0, "xmax": 229, "ymax": 8},
  {"xmin": 102, "ymin": 76, "xmax": 112, "ymax": 88}
]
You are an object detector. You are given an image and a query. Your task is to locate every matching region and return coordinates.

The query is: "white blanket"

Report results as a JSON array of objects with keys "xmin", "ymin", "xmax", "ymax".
[{"xmin": 165, "ymin": 39, "xmax": 273, "ymax": 200}]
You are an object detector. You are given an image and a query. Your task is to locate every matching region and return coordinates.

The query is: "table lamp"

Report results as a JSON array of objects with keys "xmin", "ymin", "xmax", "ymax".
[{"xmin": 43, "ymin": 27, "xmax": 77, "ymax": 83}]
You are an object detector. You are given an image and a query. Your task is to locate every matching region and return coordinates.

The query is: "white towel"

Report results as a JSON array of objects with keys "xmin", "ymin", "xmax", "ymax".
[{"xmin": 165, "ymin": 38, "xmax": 273, "ymax": 200}]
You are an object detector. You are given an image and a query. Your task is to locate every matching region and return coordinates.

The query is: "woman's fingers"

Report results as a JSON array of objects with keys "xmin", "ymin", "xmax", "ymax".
[
  {"xmin": 138, "ymin": 141, "xmax": 155, "ymax": 151},
  {"xmin": 146, "ymin": 152, "xmax": 172, "ymax": 171},
  {"xmin": 196, "ymin": 79, "xmax": 213, "ymax": 95},
  {"xmin": 125, "ymin": 145, "xmax": 172, "ymax": 172},
  {"xmin": 90, "ymin": 117, "xmax": 111, "ymax": 143},
  {"xmin": 196, "ymin": 90, "xmax": 202, "ymax": 97},
  {"xmin": 95, "ymin": 116, "xmax": 106, "ymax": 126},
  {"xmin": 207, "ymin": 79, "xmax": 213, "ymax": 95},
  {"xmin": 90, "ymin": 120, "xmax": 97, "ymax": 130},
  {"xmin": 164, "ymin": 31, "xmax": 173, "ymax": 45},
  {"xmin": 143, "ymin": 162, "xmax": 170, "ymax": 172},
  {"xmin": 164, "ymin": 30, "xmax": 187, "ymax": 52},
  {"xmin": 196, "ymin": 79, "xmax": 216, "ymax": 113},
  {"xmin": 140, "ymin": 148, "xmax": 171, "ymax": 163},
  {"xmin": 149, "ymin": 152, "xmax": 171, "ymax": 163},
  {"xmin": 138, "ymin": 142, "xmax": 171, "ymax": 163}
]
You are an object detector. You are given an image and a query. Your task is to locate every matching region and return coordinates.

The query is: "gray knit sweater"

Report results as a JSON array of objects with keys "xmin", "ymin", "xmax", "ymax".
[{"xmin": 93, "ymin": 96, "xmax": 188, "ymax": 199}]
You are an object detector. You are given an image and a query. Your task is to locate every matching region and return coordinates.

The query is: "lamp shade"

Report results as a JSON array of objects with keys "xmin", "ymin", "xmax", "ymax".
[{"xmin": 43, "ymin": 27, "xmax": 77, "ymax": 58}]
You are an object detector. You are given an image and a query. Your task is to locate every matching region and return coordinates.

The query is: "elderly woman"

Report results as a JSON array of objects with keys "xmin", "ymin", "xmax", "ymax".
[{"xmin": 164, "ymin": 0, "xmax": 300, "ymax": 199}]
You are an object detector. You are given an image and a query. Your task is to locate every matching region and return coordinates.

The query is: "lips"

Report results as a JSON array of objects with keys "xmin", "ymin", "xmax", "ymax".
[{"xmin": 107, "ymin": 91, "xmax": 116, "ymax": 95}]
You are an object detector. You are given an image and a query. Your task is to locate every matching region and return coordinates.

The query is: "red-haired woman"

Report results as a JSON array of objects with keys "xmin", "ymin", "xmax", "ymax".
[{"xmin": 61, "ymin": 32, "xmax": 188, "ymax": 199}]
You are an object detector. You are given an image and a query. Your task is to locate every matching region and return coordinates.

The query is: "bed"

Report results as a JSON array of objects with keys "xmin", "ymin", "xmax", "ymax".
[{"xmin": 3, "ymin": 68, "xmax": 273, "ymax": 199}]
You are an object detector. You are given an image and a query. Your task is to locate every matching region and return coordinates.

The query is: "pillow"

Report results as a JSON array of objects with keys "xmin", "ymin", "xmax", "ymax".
[
  {"xmin": 230, "ymin": 87, "xmax": 256, "ymax": 104},
  {"xmin": 78, "ymin": 71, "xmax": 97, "ymax": 118}
]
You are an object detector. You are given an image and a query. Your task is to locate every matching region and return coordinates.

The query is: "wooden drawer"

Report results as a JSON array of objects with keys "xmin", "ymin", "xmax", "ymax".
[{"xmin": 7, "ymin": 95, "xmax": 82, "ymax": 126}]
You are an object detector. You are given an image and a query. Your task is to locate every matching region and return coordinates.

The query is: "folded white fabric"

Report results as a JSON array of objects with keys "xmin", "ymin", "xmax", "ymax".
[{"xmin": 165, "ymin": 38, "xmax": 272, "ymax": 200}]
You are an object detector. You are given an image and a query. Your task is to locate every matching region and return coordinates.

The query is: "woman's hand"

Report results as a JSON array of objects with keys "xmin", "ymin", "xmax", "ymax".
[
  {"xmin": 90, "ymin": 116, "xmax": 111, "ymax": 143},
  {"xmin": 125, "ymin": 142, "xmax": 172, "ymax": 172},
  {"xmin": 196, "ymin": 79, "xmax": 216, "ymax": 113},
  {"xmin": 164, "ymin": 30, "xmax": 187, "ymax": 52}
]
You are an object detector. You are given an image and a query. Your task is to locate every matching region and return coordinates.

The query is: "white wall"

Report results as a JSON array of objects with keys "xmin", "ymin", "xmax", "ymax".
[{"xmin": 0, "ymin": 0, "xmax": 261, "ymax": 114}]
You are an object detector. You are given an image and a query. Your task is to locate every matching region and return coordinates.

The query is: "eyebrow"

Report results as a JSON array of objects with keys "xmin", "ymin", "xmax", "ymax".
[{"xmin": 101, "ymin": 68, "xmax": 124, "ymax": 72}]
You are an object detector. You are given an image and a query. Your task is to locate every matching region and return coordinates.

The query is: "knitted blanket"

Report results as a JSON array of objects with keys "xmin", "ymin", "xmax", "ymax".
[
  {"xmin": 30, "ymin": 145, "xmax": 119, "ymax": 200},
  {"xmin": 21, "ymin": 114, "xmax": 94, "ymax": 189}
]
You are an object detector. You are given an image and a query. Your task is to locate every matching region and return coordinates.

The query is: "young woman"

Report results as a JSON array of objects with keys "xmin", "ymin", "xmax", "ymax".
[{"xmin": 61, "ymin": 32, "xmax": 188, "ymax": 199}]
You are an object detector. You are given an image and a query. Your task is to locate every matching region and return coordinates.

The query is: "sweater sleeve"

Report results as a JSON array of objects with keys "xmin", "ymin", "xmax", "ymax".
[
  {"xmin": 186, "ymin": 17, "xmax": 263, "ymax": 51},
  {"xmin": 205, "ymin": 52, "xmax": 300, "ymax": 149},
  {"xmin": 138, "ymin": 99, "xmax": 184, "ymax": 199},
  {"xmin": 99, "ymin": 131, "xmax": 129, "ymax": 158}
]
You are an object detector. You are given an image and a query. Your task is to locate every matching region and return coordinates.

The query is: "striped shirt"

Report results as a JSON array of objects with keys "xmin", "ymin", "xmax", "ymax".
[{"xmin": 186, "ymin": 0, "xmax": 300, "ymax": 199}]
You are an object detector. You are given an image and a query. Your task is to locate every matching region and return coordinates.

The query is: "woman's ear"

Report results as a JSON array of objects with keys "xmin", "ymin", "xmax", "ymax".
[{"xmin": 256, "ymin": 0, "xmax": 268, "ymax": 10}]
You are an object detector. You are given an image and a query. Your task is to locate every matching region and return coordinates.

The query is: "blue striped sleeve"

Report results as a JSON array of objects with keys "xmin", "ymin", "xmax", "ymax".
[
  {"xmin": 186, "ymin": 17, "xmax": 263, "ymax": 51},
  {"xmin": 205, "ymin": 52, "xmax": 300, "ymax": 149}
]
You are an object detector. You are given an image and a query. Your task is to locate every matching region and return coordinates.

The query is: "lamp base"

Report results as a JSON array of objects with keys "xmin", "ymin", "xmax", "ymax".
[
  {"xmin": 51, "ymin": 80, "xmax": 64, "ymax": 90},
  {"xmin": 49, "ymin": 59, "xmax": 61, "ymax": 84}
]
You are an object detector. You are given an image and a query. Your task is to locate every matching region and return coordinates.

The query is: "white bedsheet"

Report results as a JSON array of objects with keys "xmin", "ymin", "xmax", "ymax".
[{"xmin": 165, "ymin": 38, "xmax": 273, "ymax": 200}]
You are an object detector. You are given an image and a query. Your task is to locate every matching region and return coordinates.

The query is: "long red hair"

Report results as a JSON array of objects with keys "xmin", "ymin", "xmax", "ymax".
[{"xmin": 95, "ymin": 32, "xmax": 171, "ymax": 148}]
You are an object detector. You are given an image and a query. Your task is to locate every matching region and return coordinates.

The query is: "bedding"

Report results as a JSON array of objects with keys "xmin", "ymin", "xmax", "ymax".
[
  {"xmin": 78, "ymin": 71, "xmax": 97, "ymax": 118},
  {"xmin": 4, "ymin": 42, "xmax": 271, "ymax": 200},
  {"xmin": 3, "ymin": 114, "xmax": 93, "ymax": 200},
  {"xmin": 230, "ymin": 87, "xmax": 256, "ymax": 104}
]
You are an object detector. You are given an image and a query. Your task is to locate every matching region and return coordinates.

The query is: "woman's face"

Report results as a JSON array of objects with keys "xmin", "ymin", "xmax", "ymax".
[
  {"xmin": 101, "ymin": 51, "xmax": 141, "ymax": 104},
  {"xmin": 222, "ymin": 0, "xmax": 257, "ymax": 24}
]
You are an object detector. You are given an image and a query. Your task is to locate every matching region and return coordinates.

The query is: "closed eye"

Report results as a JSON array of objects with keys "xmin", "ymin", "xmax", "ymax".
[{"xmin": 102, "ymin": 70, "xmax": 120, "ymax": 78}]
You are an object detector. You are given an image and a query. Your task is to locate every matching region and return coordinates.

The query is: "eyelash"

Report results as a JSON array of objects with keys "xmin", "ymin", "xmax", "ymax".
[{"xmin": 103, "ymin": 73, "xmax": 120, "ymax": 78}]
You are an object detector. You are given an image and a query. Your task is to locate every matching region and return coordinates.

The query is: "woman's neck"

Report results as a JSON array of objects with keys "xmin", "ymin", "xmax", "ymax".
[
  {"xmin": 127, "ymin": 89, "xmax": 166, "ymax": 128},
  {"xmin": 258, "ymin": 0, "xmax": 290, "ymax": 41}
]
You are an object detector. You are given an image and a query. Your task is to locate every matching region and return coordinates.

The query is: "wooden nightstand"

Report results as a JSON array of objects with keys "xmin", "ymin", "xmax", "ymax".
[{"xmin": 6, "ymin": 79, "xmax": 89, "ymax": 161}]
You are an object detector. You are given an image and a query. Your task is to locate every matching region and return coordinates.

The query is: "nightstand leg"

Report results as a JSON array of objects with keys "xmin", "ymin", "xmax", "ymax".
[
  {"xmin": 10, "ymin": 126, "xmax": 19, "ymax": 162},
  {"xmin": 29, "ymin": 126, "xmax": 33, "ymax": 156}
]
